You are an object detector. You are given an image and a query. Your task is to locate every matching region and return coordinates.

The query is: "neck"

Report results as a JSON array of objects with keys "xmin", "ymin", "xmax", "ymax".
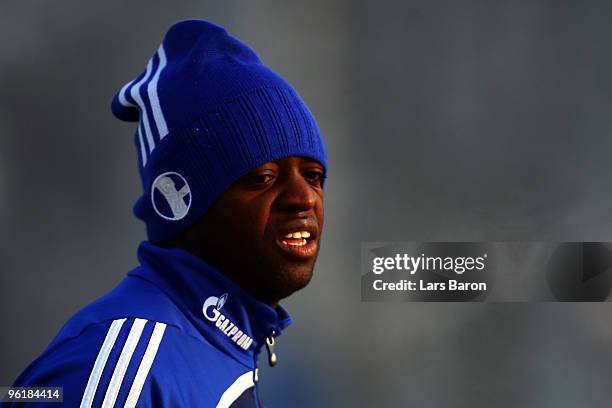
[{"xmin": 159, "ymin": 238, "xmax": 282, "ymax": 307}]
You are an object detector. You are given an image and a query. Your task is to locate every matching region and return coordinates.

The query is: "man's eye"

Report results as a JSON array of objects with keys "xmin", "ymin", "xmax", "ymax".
[
  {"xmin": 304, "ymin": 170, "xmax": 325, "ymax": 186},
  {"xmin": 248, "ymin": 174, "xmax": 275, "ymax": 185}
]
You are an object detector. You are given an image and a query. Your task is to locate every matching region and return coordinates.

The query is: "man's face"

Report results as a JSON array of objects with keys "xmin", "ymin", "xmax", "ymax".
[{"xmin": 183, "ymin": 156, "xmax": 325, "ymax": 305}]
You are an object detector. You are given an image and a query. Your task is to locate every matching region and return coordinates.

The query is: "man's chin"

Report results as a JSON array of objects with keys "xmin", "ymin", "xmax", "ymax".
[
  {"xmin": 256, "ymin": 263, "xmax": 315, "ymax": 304},
  {"xmin": 283, "ymin": 266, "xmax": 315, "ymax": 295}
]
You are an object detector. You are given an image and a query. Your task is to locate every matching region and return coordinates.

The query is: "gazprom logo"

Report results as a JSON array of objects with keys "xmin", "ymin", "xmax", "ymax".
[
  {"xmin": 202, "ymin": 294, "xmax": 253, "ymax": 351},
  {"xmin": 202, "ymin": 293, "xmax": 228, "ymax": 320},
  {"xmin": 151, "ymin": 171, "xmax": 191, "ymax": 221}
]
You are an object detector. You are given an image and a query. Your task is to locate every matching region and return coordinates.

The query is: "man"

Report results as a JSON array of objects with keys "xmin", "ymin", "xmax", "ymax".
[{"xmin": 11, "ymin": 19, "xmax": 327, "ymax": 407}]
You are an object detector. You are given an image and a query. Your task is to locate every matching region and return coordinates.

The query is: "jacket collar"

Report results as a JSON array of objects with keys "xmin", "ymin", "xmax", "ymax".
[{"xmin": 130, "ymin": 241, "xmax": 292, "ymax": 367}]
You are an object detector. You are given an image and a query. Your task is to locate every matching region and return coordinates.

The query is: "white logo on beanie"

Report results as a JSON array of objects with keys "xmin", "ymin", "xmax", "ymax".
[{"xmin": 151, "ymin": 172, "xmax": 191, "ymax": 221}]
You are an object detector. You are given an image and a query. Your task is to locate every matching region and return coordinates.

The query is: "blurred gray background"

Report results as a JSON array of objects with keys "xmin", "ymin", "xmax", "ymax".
[{"xmin": 2, "ymin": 1, "xmax": 612, "ymax": 407}]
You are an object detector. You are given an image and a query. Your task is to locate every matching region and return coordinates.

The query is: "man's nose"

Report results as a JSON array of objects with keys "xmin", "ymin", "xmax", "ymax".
[{"xmin": 275, "ymin": 174, "xmax": 317, "ymax": 213}]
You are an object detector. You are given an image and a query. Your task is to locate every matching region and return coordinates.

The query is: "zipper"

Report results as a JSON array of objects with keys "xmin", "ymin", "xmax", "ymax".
[
  {"xmin": 253, "ymin": 358, "xmax": 261, "ymax": 408},
  {"xmin": 265, "ymin": 330, "xmax": 277, "ymax": 367},
  {"xmin": 253, "ymin": 365, "xmax": 261, "ymax": 408},
  {"xmin": 254, "ymin": 330, "xmax": 277, "ymax": 408}
]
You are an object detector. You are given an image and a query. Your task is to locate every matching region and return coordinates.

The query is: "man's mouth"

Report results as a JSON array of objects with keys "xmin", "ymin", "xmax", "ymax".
[
  {"xmin": 282, "ymin": 231, "xmax": 311, "ymax": 246},
  {"xmin": 276, "ymin": 229, "xmax": 318, "ymax": 259}
]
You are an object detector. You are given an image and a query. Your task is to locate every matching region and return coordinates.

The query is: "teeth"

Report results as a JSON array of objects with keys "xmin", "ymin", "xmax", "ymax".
[
  {"xmin": 281, "ymin": 239, "xmax": 307, "ymax": 247},
  {"xmin": 284, "ymin": 231, "xmax": 311, "ymax": 239}
]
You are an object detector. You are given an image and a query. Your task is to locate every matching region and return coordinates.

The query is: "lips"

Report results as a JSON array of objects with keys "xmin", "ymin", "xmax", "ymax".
[{"xmin": 275, "ymin": 221, "xmax": 319, "ymax": 260}]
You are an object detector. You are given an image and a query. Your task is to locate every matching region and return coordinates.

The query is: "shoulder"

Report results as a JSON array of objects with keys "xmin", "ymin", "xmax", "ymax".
[
  {"xmin": 13, "ymin": 318, "xmax": 164, "ymax": 406},
  {"xmin": 54, "ymin": 274, "xmax": 195, "ymax": 342},
  {"xmin": 14, "ymin": 318, "xmax": 253, "ymax": 407},
  {"xmin": 12, "ymin": 273, "xmax": 257, "ymax": 407},
  {"xmin": 13, "ymin": 318, "xmax": 248, "ymax": 407}
]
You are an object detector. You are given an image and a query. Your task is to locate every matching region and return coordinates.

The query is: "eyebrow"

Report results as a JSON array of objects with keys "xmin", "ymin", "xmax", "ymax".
[{"xmin": 298, "ymin": 158, "xmax": 324, "ymax": 166}]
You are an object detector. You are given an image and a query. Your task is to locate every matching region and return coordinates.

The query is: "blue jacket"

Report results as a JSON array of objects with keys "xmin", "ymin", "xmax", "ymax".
[{"xmin": 11, "ymin": 241, "xmax": 292, "ymax": 407}]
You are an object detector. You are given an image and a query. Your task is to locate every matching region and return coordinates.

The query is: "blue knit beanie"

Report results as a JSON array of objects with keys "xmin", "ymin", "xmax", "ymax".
[{"xmin": 111, "ymin": 20, "xmax": 327, "ymax": 242}]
